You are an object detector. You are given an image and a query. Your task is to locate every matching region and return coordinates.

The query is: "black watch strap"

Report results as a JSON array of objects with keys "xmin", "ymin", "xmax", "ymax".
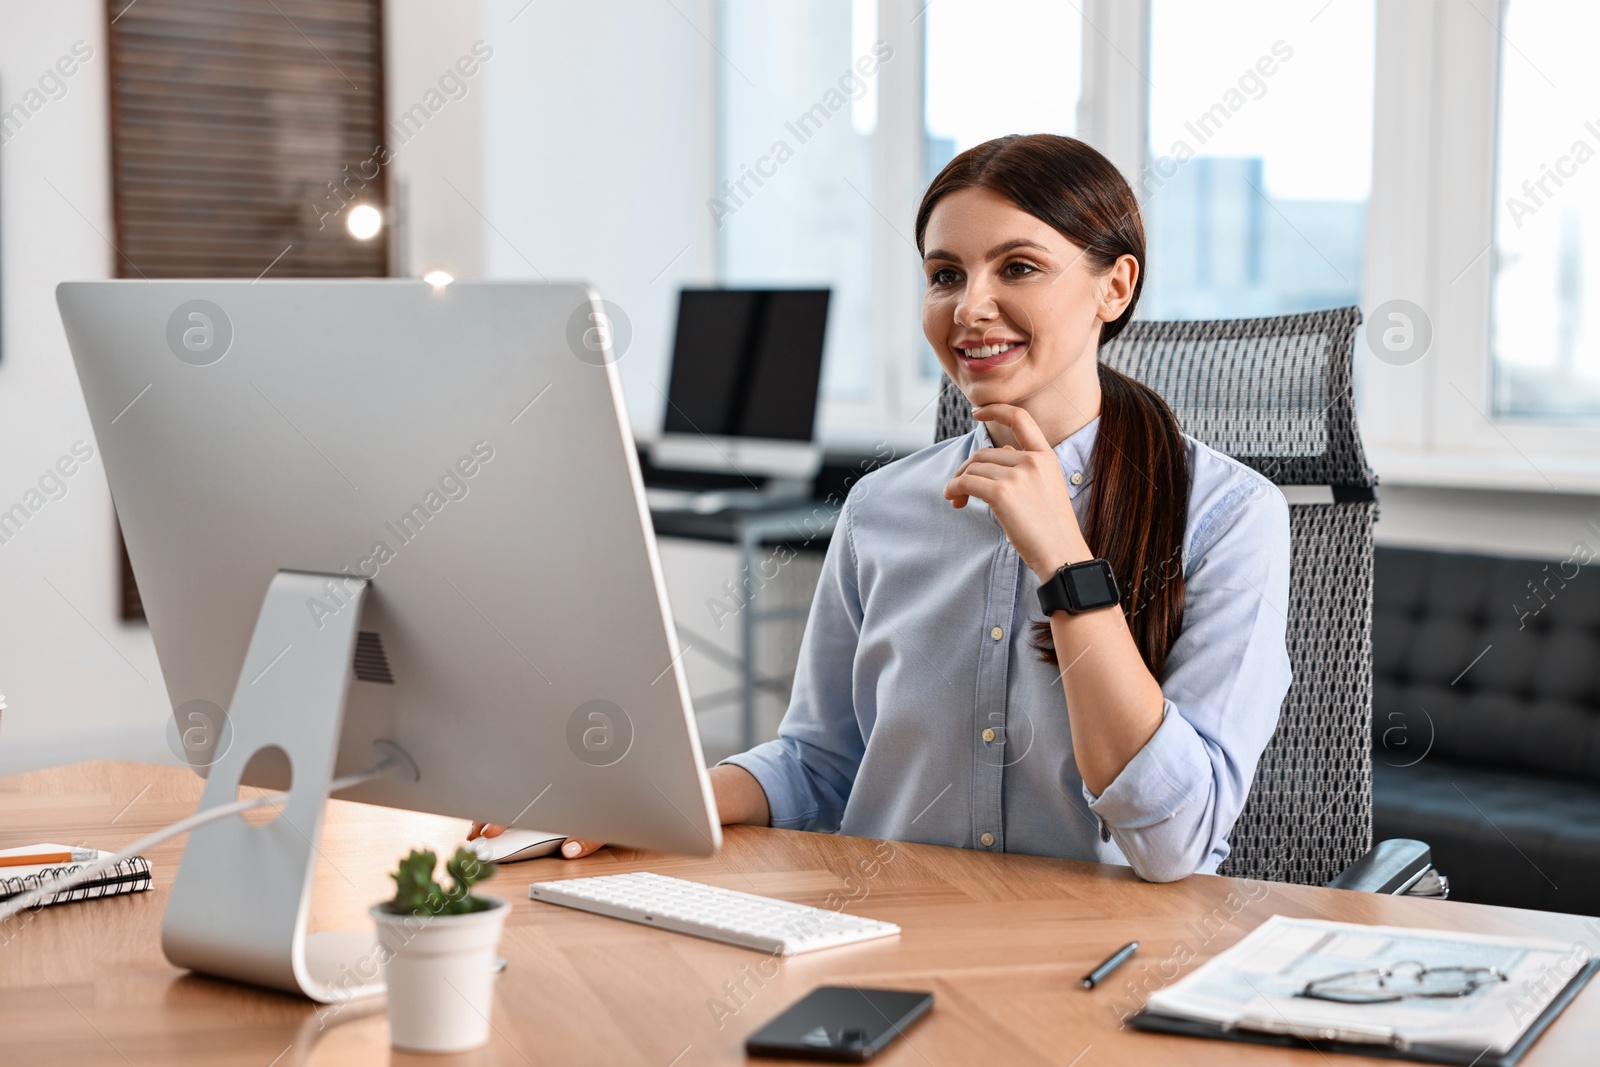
[{"xmin": 1037, "ymin": 559, "xmax": 1120, "ymax": 616}]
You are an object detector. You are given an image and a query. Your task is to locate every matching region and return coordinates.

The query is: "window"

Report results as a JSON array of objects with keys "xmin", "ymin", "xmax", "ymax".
[
  {"xmin": 922, "ymin": 1, "xmax": 1082, "ymax": 184},
  {"xmin": 700, "ymin": 1, "xmax": 1598, "ymax": 467},
  {"xmin": 1141, "ymin": 0, "xmax": 1374, "ymax": 321},
  {"xmin": 1491, "ymin": 0, "xmax": 1600, "ymax": 420},
  {"xmin": 715, "ymin": 0, "xmax": 880, "ymax": 403}
]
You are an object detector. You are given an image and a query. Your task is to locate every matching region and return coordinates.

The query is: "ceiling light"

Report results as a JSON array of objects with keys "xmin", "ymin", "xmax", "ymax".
[{"xmin": 346, "ymin": 204, "xmax": 383, "ymax": 240}]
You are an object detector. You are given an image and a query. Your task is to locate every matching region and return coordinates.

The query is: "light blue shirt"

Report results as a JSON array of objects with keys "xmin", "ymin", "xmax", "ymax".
[{"xmin": 721, "ymin": 415, "xmax": 1293, "ymax": 882}]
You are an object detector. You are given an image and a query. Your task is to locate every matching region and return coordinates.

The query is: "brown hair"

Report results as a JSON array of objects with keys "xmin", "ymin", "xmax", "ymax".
[{"xmin": 915, "ymin": 134, "xmax": 1190, "ymax": 678}]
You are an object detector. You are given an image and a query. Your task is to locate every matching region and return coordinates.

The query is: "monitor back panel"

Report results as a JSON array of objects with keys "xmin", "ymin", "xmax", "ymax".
[{"xmin": 57, "ymin": 280, "xmax": 719, "ymax": 856}]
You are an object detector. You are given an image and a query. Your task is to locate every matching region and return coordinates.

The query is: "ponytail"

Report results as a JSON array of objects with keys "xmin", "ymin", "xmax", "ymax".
[{"xmin": 1027, "ymin": 364, "xmax": 1189, "ymax": 677}]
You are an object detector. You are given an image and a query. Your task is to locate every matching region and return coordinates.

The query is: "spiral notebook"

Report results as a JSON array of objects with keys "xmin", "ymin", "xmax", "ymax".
[{"xmin": 0, "ymin": 843, "xmax": 153, "ymax": 907}]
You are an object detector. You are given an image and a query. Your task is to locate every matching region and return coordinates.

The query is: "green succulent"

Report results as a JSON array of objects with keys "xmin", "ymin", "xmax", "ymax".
[{"xmin": 383, "ymin": 846, "xmax": 497, "ymax": 916}]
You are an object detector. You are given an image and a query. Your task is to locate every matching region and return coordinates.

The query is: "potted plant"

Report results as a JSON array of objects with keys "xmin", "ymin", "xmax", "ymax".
[{"xmin": 369, "ymin": 846, "xmax": 507, "ymax": 1053}]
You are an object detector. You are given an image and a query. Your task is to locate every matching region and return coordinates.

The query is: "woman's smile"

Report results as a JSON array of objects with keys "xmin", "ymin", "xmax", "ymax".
[{"xmin": 953, "ymin": 337, "xmax": 1029, "ymax": 373}]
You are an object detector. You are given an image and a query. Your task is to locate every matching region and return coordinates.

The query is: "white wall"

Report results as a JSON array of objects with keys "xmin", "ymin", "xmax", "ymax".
[
  {"xmin": 478, "ymin": 0, "xmax": 717, "ymax": 438},
  {"xmin": 1377, "ymin": 484, "xmax": 1600, "ymax": 561},
  {"xmin": 0, "ymin": 0, "xmax": 173, "ymax": 774},
  {"xmin": 384, "ymin": 0, "xmax": 488, "ymax": 280}
]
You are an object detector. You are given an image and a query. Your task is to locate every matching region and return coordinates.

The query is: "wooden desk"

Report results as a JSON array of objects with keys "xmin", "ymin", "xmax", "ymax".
[{"xmin": 3, "ymin": 761, "xmax": 1597, "ymax": 1066}]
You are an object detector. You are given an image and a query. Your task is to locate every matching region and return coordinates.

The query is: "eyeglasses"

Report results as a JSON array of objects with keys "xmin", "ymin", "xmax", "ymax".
[{"xmin": 1297, "ymin": 960, "xmax": 1508, "ymax": 1004}]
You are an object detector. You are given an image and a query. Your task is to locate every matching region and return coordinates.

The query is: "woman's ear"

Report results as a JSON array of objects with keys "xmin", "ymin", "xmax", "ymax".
[{"xmin": 1097, "ymin": 253, "xmax": 1140, "ymax": 323}]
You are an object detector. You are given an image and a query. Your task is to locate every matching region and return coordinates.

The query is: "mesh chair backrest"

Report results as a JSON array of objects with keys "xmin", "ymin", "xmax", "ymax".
[{"xmin": 933, "ymin": 307, "xmax": 1375, "ymax": 885}]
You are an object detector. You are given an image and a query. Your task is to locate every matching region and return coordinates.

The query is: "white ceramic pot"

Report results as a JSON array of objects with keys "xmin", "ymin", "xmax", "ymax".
[{"xmin": 369, "ymin": 896, "xmax": 509, "ymax": 1053}]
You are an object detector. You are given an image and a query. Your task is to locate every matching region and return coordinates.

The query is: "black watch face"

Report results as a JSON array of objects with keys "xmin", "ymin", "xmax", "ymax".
[{"xmin": 1066, "ymin": 562, "xmax": 1117, "ymax": 608}]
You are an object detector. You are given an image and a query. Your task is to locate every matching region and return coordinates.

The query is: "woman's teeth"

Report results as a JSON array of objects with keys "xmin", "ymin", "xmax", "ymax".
[{"xmin": 961, "ymin": 342, "xmax": 1019, "ymax": 359}]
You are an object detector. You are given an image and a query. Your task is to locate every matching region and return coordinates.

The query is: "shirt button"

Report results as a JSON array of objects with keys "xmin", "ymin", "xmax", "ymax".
[
  {"xmin": 1070, "ymin": 471, "xmax": 1084, "ymax": 485},
  {"xmin": 989, "ymin": 626, "xmax": 1003, "ymax": 641},
  {"xmin": 980, "ymin": 832, "xmax": 995, "ymax": 847},
  {"xmin": 981, "ymin": 728, "xmax": 996, "ymax": 743}
]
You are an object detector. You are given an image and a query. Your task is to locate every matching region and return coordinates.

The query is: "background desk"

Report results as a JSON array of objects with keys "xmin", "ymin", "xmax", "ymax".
[
  {"xmin": 642, "ymin": 444, "xmax": 887, "ymax": 754},
  {"xmin": 4, "ymin": 761, "xmax": 1599, "ymax": 1066},
  {"xmin": 652, "ymin": 500, "xmax": 836, "ymax": 753}
]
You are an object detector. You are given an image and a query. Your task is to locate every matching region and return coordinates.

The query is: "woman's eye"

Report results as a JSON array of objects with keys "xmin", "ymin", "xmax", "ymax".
[
  {"xmin": 1005, "ymin": 261, "xmax": 1039, "ymax": 278},
  {"xmin": 929, "ymin": 267, "xmax": 959, "ymax": 287}
]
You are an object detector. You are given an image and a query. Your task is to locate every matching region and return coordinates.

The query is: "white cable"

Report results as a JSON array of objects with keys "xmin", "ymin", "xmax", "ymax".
[{"xmin": 0, "ymin": 757, "xmax": 401, "ymax": 924}]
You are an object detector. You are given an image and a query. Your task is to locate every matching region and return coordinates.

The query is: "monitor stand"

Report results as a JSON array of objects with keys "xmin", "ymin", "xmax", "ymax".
[{"xmin": 161, "ymin": 570, "xmax": 407, "ymax": 1003}]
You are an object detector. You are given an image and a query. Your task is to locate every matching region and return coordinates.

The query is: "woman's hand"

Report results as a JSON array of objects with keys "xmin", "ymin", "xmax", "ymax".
[
  {"xmin": 952, "ymin": 408, "xmax": 1165, "ymax": 797},
  {"xmin": 944, "ymin": 403, "xmax": 1092, "ymax": 582},
  {"xmin": 464, "ymin": 766, "xmax": 771, "ymax": 857},
  {"xmin": 466, "ymin": 822, "xmax": 605, "ymax": 860}
]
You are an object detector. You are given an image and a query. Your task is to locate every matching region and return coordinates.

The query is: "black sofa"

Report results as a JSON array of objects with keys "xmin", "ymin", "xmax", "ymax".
[{"xmin": 1372, "ymin": 543, "xmax": 1600, "ymax": 915}]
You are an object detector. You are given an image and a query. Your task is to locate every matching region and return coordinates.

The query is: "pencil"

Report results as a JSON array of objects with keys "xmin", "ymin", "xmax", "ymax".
[{"xmin": 0, "ymin": 849, "xmax": 94, "ymax": 868}]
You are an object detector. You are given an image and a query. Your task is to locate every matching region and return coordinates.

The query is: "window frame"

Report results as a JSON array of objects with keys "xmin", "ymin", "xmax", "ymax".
[{"xmin": 1362, "ymin": 0, "xmax": 1600, "ymax": 491}]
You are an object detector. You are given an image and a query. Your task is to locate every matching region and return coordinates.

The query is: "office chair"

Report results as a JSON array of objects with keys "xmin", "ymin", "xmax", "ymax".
[{"xmin": 933, "ymin": 306, "xmax": 1444, "ymax": 896}]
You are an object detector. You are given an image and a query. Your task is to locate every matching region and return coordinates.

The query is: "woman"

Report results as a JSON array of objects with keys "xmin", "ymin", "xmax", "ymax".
[{"xmin": 480, "ymin": 133, "xmax": 1291, "ymax": 881}]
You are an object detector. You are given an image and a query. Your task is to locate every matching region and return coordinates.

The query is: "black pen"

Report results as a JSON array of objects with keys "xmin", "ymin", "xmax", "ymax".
[{"xmin": 1081, "ymin": 941, "xmax": 1138, "ymax": 989}]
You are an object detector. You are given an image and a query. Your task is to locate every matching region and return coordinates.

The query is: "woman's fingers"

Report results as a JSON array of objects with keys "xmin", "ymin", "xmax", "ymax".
[
  {"xmin": 945, "ymin": 462, "xmax": 1015, "ymax": 510},
  {"xmin": 949, "ymin": 460, "xmax": 1011, "ymax": 484},
  {"xmin": 951, "ymin": 447, "xmax": 1026, "ymax": 479},
  {"xmin": 560, "ymin": 838, "xmax": 605, "ymax": 859},
  {"xmin": 944, "ymin": 477, "xmax": 991, "ymax": 511},
  {"xmin": 948, "ymin": 445, "xmax": 1028, "ymax": 508},
  {"xmin": 973, "ymin": 403, "xmax": 1053, "ymax": 452},
  {"xmin": 467, "ymin": 822, "xmax": 505, "ymax": 840}
]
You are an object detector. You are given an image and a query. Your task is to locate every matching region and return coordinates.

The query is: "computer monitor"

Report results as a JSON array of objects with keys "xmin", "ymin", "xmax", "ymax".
[
  {"xmin": 56, "ymin": 280, "xmax": 720, "ymax": 1001},
  {"xmin": 650, "ymin": 288, "xmax": 830, "ymax": 485}
]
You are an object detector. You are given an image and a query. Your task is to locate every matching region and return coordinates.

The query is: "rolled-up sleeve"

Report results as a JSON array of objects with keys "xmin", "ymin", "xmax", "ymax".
[
  {"xmin": 1083, "ymin": 476, "xmax": 1293, "ymax": 882},
  {"xmin": 719, "ymin": 498, "xmax": 868, "ymax": 831}
]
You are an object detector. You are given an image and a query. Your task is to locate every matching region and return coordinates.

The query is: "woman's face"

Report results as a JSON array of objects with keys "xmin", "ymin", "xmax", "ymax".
[{"xmin": 921, "ymin": 185, "xmax": 1135, "ymax": 422}]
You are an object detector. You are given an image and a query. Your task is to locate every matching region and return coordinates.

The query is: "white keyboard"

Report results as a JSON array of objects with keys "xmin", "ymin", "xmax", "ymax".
[{"xmin": 527, "ymin": 871, "xmax": 901, "ymax": 956}]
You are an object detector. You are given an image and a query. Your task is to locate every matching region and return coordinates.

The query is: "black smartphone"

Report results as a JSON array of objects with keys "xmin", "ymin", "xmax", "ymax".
[{"xmin": 745, "ymin": 986, "xmax": 934, "ymax": 1062}]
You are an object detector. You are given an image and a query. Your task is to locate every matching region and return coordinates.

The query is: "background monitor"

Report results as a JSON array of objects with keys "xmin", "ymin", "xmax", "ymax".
[{"xmin": 651, "ymin": 288, "xmax": 830, "ymax": 482}]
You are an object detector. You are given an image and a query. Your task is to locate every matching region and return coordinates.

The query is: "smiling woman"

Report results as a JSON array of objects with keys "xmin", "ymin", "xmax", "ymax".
[
  {"xmin": 696, "ymin": 135, "xmax": 1290, "ymax": 885},
  {"xmin": 916, "ymin": 137, "xmax": 1190, "ymax": 678}
]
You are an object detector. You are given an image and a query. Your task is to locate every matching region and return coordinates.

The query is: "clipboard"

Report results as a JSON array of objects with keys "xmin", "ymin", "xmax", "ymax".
[{"xmin": 1130, "ymin": 956, "xmax": 1600, "ymax": 1066}]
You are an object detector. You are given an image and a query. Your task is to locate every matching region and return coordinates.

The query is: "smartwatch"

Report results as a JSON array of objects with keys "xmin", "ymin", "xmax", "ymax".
[{"xmin": 1037, "ymin": 558, "xmax": 1121, "ymax": 616}]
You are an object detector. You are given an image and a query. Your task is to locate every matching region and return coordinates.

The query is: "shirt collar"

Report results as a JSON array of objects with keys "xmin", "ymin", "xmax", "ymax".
[{"xmin": 971, "ymin": 415, "xmax": 1100, "ymax": 500}]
